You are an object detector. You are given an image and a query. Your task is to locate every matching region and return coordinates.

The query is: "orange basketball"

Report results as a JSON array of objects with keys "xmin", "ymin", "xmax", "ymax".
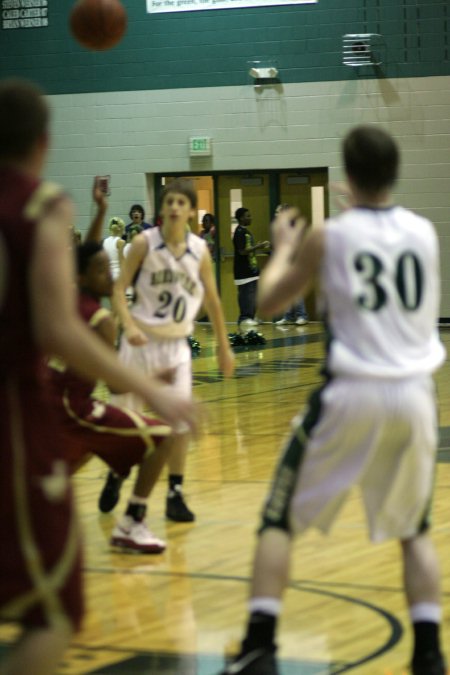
[{"xmin": 70, "ymin": 0, "xmax": 127, "ymax": 51}]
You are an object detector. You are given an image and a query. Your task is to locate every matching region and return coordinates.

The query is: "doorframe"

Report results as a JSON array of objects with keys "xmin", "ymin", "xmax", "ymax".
[{"xmin": 153, "ymin": 167, "xmax": 329, "ymax": 295}]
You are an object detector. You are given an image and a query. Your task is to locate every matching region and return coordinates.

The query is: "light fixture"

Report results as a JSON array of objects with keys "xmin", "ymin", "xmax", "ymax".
[{"xmin": 249, "ymin": 66, "xmax": 279, "ymax": 79}]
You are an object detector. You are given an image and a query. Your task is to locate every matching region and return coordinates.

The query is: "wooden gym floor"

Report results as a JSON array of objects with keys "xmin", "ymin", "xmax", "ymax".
[{"xmin": 1, "ymin": 322, "xmax": 449, "ymax": 674}]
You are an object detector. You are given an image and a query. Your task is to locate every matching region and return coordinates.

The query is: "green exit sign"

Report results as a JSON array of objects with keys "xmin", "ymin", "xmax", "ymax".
[{"xmin": 189, "ymin": 137, "xmax": 212, "ymax": 156}]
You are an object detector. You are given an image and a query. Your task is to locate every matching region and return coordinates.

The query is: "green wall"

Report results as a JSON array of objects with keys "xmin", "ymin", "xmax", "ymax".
[{"xmin": 1, "ymin": 0, "xmax": 448, "ymax": 94}]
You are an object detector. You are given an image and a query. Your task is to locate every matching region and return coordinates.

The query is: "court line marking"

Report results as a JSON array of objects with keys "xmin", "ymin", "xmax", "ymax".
[{"xmin": 74, "ymin": 568, "xmax": 404, "ymax": 673}]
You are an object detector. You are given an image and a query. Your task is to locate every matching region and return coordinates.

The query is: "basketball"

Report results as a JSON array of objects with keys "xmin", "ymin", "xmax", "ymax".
[{"xmin": 70, "ymin": 0, "xmax": 127, "ymax": 51}]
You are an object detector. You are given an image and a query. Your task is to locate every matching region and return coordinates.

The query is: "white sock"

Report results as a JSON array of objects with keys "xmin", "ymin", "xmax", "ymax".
[
  {"xmin": 410, "ymin": 603, "xmax": 442, "ymax": 624},
  {"xmin": 249, "ymin": 597, "xmax": 281, "ymax": 616},
  {"xmin": 128, "ymin": 495, "xmax": 147, "ymax": 506}
]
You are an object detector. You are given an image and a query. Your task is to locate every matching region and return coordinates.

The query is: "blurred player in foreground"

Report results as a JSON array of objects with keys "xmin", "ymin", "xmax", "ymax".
[{"xmin": 0, "ymin": 78, "xmax": 197, "ymax": 675}]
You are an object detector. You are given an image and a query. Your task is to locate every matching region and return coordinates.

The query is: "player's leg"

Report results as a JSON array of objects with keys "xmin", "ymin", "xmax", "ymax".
[
  {"xmin": 1, "ymin": 624, "xmax": 72, "ymax": 675},
  {"xmin": 163, "ymin": 356, "xmax": 196, "ymax": 522},
  {"xmin": 111, "ymin": 435, "xmax": 172, "ymax": 554},
  {"xmin": 165, "ymin": 431, "xmax": 194, "ymax": 522},
  {"xmin": 220, "ymin": 378, "xmax": 379, "ymax": 675},
  {"xmin": 219, "ymin": 426, "xmax": 305, "ymax": 675},
  {"xmin": 401, "ymin": 534, "xmax": 446, "ymax": 675},
  {"xmin": 361, "ymin": 377, "xmax": 446, "ymax": 675},
  {"xmin": 69, "ymin": 397, "xmax": 172, "ymax": 554}
]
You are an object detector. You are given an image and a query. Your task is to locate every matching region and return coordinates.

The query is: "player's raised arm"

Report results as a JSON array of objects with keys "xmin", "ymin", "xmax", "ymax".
[{"xmin": 84, "ymin": 176, "xmax": 108, "ymax": 243}]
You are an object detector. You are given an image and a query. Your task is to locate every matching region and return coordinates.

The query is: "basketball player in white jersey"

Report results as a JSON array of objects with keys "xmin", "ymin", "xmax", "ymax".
[
  {"xmin": 104, "ymin": 179, "xmax": 235, "ymax": 529},
  {"xmin": 220, "ymin": 126, "xmax": 446, "ymax": 675}
]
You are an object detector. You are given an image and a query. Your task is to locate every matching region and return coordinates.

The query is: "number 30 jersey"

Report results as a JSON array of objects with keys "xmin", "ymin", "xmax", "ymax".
[
  {"xmin": 131, "ymin": 227, "xmax": 207, "ymax": 339},
  {"xmin": 320, "ymin": 206, "xmax": 445, "ymax": 378}
]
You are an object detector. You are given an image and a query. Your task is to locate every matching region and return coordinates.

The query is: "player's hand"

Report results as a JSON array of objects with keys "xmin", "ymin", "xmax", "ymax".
[
  {"xmin": 93, "ymin": 176, "xmax": 108, "ymax": 210},
  {"xmin": 125, "ymin": 323, "xmax": 148, "ymax": 346},
  {"xmin": 217, "ymin": 345, "xmax": 235, "ymax": 377},
  {"xmin": 271, "ymin": 208, "xmax": 305, "ymax": 251},
  {"xmin": 146, "ymin": 387, "xmax": 202, "ymax": 437}
]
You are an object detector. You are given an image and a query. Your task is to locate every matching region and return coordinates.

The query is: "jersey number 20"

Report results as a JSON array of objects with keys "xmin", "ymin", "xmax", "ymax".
[
  {"xmin": 154, "ymin": 290, "xmax": 187, "ymax": 323},
  {"xmin": 354, "ymin": 251, "xmax": 423, "ymax": 312}
]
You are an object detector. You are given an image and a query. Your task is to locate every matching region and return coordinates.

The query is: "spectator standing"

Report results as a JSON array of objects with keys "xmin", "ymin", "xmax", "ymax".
[
  {"xmin": 125, "ymin": 204, "xmax": 153, "ymax": 239},
  {"xmin": 232, "ymin": 207, "xmax": 270, "ymax": 329},
  {"xmin": 199, "ymin": 213, "xmax": 217, "ymax": 261},
  {"xmin": 103, "ymin": 216, "xmax": 125, "ymax": 280}
]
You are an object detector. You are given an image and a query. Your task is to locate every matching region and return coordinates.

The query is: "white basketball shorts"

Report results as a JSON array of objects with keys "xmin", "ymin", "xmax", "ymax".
[
  {"xmin": 111, "ymin": 334, "xmax": 192, "ymax": 434},
  {"xmin": 262, "ymin": 375, "xmax": 438, "ymax": 543}
]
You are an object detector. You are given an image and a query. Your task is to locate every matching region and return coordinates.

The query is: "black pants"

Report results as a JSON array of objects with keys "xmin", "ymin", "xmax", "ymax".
[{"xmin": 237, "ymin": 280, "xmax": 257, "ymax": 324}]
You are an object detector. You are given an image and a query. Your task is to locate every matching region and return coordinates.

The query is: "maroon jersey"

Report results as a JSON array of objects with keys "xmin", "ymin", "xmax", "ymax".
[
  {"xmin": 50, "ymin": 291, "xmax": 110, "ymax": 400},
  {"xmin": 49, "ymin": 291, "xmax": 170, "ymax": 475},
  {"xmin": 0, "ymin": 168, "xmax": 83, "ymax": 631},
  {"xmin": 0, "ymin": 167, "xmax": 63, "ymax": 377}
]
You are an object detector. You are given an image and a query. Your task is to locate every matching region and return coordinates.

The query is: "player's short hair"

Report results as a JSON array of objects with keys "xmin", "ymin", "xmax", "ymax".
[
  {"xmin": 129, "ymin": 204, "xmax": 145, "ymax": 219},
  {"xmin": 0, "ymin": 78, "xmax": 49, "ymax": 161},
  {"xmin": 235, "ymin": 207, "xmax": 249, "ymax": 223},
  {"xmin": 160, "ymin": 179, "xmax": 197, "ymax": 209},
  {"xmin": 343, "ymin": 125, "xmax": 399, "ymax": 193},
  {"xmin": 76, "ymin": 241, "xmax": 103, "ymax": 275}
]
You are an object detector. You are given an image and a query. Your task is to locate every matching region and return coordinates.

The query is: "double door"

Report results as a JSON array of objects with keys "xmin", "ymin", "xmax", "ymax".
[{"xmin": 156, "ymin": 169, "xmax": 328, "ymax": 322}]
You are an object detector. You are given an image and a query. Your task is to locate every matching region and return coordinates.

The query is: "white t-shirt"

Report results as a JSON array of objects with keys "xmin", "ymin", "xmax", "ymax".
[
  {"xmin": 320, "ymin": 206, "xmax": 445, "ymax": 378},
  {"xmin": 131, "ymin": 228, "xmax": 207, "ymax": 338},
  {"xmin": 103, "ymin": 235, "xmax": 122, "ymax": 280}
]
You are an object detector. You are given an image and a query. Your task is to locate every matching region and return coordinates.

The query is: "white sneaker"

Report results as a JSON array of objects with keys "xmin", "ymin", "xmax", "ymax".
[
  {"xmin": 111, "ymin": 516, "xmax": 166, "ymax": 554},
  {"xmin": 295, "ymin": 317, "xmax": 308, "ymax": 326},
  {"xmin": 275, "ymin": 318, "xmax": 289, "ymax": 325},
  {"xmin": 241, "ymin": 318, "xmax": 258, "ymax": 327}
]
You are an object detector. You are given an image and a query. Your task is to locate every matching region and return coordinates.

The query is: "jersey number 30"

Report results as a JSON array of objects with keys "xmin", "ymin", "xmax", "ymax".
[{"xmin": 354, "ymin": 251, "xmax": 423, "ymax": 312}]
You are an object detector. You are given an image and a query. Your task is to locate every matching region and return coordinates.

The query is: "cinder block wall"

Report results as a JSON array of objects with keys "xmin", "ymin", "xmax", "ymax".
[{"xmin": 1, "ymin": 0, "xmax": 449, "ymax": 312}]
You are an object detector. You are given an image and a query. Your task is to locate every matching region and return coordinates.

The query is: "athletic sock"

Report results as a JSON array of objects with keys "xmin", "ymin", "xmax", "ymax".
[
  {"xmin": 125, "ymin": 498, "xmax": 147, "ymax": 523},
  {"xmin": 168, "ymin": 474, "xmax": 183, "ymax": 496}
]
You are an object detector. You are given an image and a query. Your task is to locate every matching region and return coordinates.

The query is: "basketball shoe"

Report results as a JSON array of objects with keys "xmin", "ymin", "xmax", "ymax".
[
  {"xmin": 411, "ymin": 651, "xmax": 447, "ymax": 675},
  {"xmin": 110, "ymin": 515, "xmax": 166, "ymax": 553},
  {"xmin": 98, "ymin": 470, "xmax": 124, "ymax": 513},
  {"xmin": 166, "ymin": 486, "xmax": 195, "ymax": 522},
  {"xmin": 219, "ymin": 648, "xmax": 279, "ymax": 674}
]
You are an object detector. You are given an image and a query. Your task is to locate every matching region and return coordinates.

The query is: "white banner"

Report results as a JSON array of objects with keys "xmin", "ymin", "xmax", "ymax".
[
  {"xmin": 147, "ymin": 0, "xmax": 316, "ymax": 14},
  {"xmin": 1, "ymin": 0, "xmax": 48, "ymax": 29}
]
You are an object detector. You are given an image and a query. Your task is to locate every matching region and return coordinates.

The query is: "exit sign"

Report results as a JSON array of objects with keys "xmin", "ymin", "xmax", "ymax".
[{"xmin": 189, "ymin": 137, "xmax": 212, "ymax": 156}]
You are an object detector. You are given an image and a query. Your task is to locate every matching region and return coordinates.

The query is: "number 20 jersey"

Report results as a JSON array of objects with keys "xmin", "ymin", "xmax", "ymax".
[
  {"xmin": 320, "ymin": 206, "xmax": 445, "ymax": 378},
  {"xmin": 131, "ymin": 227, "xmax": 207, "ymax": 339}
]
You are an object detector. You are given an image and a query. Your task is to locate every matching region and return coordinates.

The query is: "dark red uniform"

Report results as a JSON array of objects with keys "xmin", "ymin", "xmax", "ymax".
[
  {"xmin": 0, "ymin": 168, "xmax": 83, "ymax": 631},
  {"xmin": 49, "ymin": 292, "xmax": 170, "ymax": 477}
]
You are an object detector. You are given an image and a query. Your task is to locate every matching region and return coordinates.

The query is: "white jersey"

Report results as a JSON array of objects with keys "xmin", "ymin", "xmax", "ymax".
[
  {"xmin": 103, "ymin": 235, "xmax": 122, "ymax": 280},
  {"xmin": 131, "ymin": 227, "xmax": 206, "ymax": 338},
  {"xmin": 320, "ymin": 206, "xmax": 445, "ymax": 378}
]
